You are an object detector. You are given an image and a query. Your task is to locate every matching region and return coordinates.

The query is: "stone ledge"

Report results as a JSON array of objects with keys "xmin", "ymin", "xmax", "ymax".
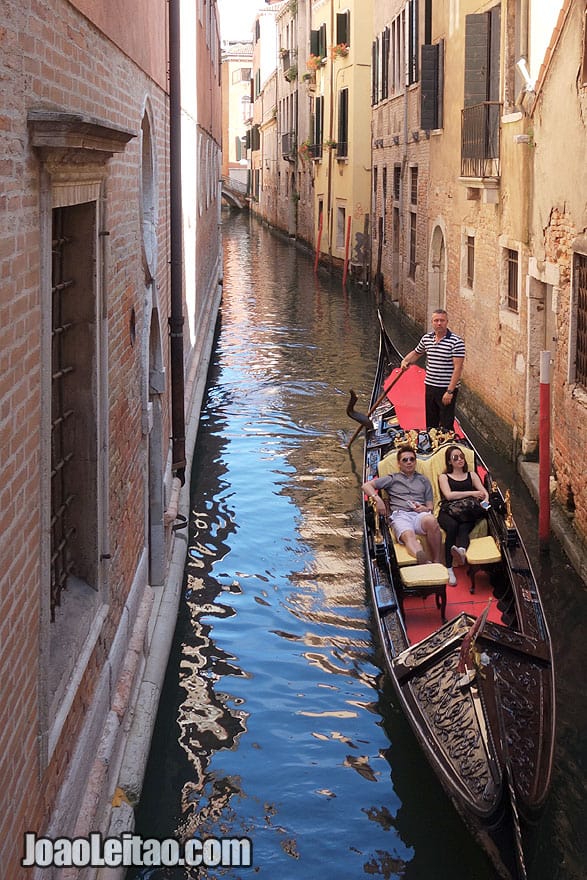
[{"xmin": 28, "ymin": 109, "xmax": 136, "ymax": 156}]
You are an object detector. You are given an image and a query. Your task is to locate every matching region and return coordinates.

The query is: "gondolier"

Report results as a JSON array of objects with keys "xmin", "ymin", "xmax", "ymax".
[{"xmin": 400, "ymin": 308, "xmax": 465, "ymax": 430}]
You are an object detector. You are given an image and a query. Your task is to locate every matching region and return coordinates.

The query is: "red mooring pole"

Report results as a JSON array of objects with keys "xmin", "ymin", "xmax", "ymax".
[{"xmin": 539, "ymin": 350, "xmax": 551, "ymax": 550}]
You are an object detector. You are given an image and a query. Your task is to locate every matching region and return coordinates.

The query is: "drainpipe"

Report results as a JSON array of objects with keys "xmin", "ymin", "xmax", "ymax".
[
  {"xmin": 168, "ymin": 0, "xmax": 186, "ymax": 485},
  {"xmin": 520, "ymin": 0, "xmax": 529, "ymax": 64},
  {"xmin": 402, "ymin": 10, "xmax": 409, "ymax": 315},
  {"xmin": 327, "ymin": 0, "xmax": 334, "ymax": 266}
]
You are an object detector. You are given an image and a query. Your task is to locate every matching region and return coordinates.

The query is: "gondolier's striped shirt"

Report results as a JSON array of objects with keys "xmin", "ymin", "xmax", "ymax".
[{"xmin": 415, "ymin": 329, "xmax": 465, "ymax": 388}]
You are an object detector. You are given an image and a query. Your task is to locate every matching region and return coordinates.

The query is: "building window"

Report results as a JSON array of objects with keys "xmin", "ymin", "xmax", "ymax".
[
  {"xmin": 573, "ymin": 252, "xmax": 587, "ymax": 388},
  {"xmin": 410, "ymin": 166, "xmax": 418, "ymax": 205},
  {"xmin": 409, "ymin": 211, "xmax": 417, "ymax": 278},
  {"xmin": 373, "ymin": 167, "xmax": 378, "ymax": 239},
  {"xmin": 382, "ymin": 166, "xmax": 387, "ymax": 243},
  {"xmin": 462, "ymin": 8, "xmax": 501, "ymax": 178},
  {"xmin": 310, "ymin": 23, "xmax": 327, "ymax": 59},
  {"xmin": 466, "ymin": 235, "xmax": 475, "ymax": 288},
  {"xmin": 421, "ymin": 39, "xmax": 444, "ymax": 130},
  {"xmin": 506, "ymin": 247, "xmax": 519, "ymax": 311},
  {"xmin": 336, "ymin": 206, "xmax": 346, "ymax": 250},
  {"xmin": 336, "ymin": 10, "xmax": 350, "ymax": 47},
  {"xmin": 407, "ymin": 0, "xmax": 419, "ymax": 84},
  {"xmin": 337, "ymin": 88, "xmax": 349, "ymax": 157},
  {"xmin": 381, "ymin": 27, "xmax": 390, "ymax": 99},
  {"xmin": 241, "ymin": 95, "xmax": 251, "ymax": 123},
  {"xmin": 391, "ymin": 12, "xmax": 406, "ymax": 96},
  {"xmin": 313, "ymin": 96, "xmax": 324, "ymax": 159},
  {"xmin": 232, "ymin": 67, "xmax": 251, "ymax": 83},
  {"xmin": 393, "ymin": 164, "xmax": 401, "ymax": 201},
  {"xmin": 51, "ymin": 203, "xmax": 100, "ymax": 619},
  {"xmin": 371, "ymin": 39, "xmax": 380, "ymax": 105}
]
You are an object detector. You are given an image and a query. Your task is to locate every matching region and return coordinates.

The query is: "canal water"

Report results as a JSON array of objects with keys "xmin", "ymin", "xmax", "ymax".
[{"xmin": 131, "ymin": 214, "xmax": 586, "ymax": 880}]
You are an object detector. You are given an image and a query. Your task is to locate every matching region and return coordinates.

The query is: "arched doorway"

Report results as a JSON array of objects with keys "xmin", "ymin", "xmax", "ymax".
[
  {"xmin": 141, "ymin": 104, "xmax": 165, "ymax": 585},
  {"xmin": 429, "ymin": 223, "xmax": 447, "ymax": 311}
]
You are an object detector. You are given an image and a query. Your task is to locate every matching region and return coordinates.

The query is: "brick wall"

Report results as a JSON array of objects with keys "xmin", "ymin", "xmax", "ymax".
[{"xmin": 0, "ymin": 1, "xmax": 173, "ymax": 873}]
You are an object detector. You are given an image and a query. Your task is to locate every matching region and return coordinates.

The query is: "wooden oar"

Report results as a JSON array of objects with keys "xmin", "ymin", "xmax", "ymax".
[{"xmin": 346, "ymin": 366, "xmax": 408, "ymax": 449}]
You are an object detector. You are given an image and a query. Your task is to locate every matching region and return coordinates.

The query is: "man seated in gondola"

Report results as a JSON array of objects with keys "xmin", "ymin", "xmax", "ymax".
[{"xmin": 362, "ymin": 445, "xmax": 443, "ymax": 565}]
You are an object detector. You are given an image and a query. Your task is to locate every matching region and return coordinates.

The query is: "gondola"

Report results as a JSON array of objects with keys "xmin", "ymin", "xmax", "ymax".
[{"xmin": 348, "ymin": 313, "xmax": 555, "ymax": 880}]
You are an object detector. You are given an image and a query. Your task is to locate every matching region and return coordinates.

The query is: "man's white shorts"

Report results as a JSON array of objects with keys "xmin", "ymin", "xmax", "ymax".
[{"xmin": 390, "ymin": 509, "xmax": 430, "ymax": 543}]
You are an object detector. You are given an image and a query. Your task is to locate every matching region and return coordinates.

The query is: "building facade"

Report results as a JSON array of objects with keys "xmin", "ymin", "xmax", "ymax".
[
  {"xmin": 308, "ymin": 0, "xmax": 373, "ymax": 277},
  {"xmin": 371, "ymin": 0, "xmax": 431, "ymax": 317},
  {"xmin": 0, "ymin": 1, "xmax": 222, "ymax": 876},
  {"xmin": 221, "ymin": 40, "xmax": 253, "ymax": 191},
  {"xmin": 369, "ymin": 0, "xmax": 587, "ymax": 561},
  {"xmin": 526, "ymin": 1, "xmax": 587, "ymax": 550}
]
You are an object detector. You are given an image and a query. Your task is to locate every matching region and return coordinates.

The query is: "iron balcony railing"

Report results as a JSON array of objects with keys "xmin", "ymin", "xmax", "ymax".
[
  {"xmin": 461, "ymin": 101, "xmax": 502, "ymax": 179},
  {"xmin": 281, "ymin": 130, "xmax": 295, "ymax": 159}
]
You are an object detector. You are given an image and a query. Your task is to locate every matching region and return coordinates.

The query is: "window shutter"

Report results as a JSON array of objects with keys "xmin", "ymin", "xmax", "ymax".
[
  {"xmin": 488, "ymin": 5, "xmax": 501, "ymax": 102},
  {"xmin": 337, "ymin": 88, "xmax": 348, "ymax": 156},
  {"xmin": 464, "ymin": 13, "xmax": 490, "ymax": 107},
  {"xmin": 420, "ymin": 43, "xmax": 439, "ymax": 130},
  {"xmin": 382, "ymin": 27, "xmax": 390, "ymax": 99},
  {"xmin": 336, "ymin": 11, "xmax": 349, "ymax": 46},
  {"xmin": 319, "ymin": 24, "xmax": 327, "ymax": 57},
  {"xmin": 310, "ymin": 29, "xmax": 319, "ymax": 56}
]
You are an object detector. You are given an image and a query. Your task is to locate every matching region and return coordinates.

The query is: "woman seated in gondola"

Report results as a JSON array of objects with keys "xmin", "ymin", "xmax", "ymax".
[{"xmin": 438, "ymin": 445, "xmax": 489, "ymax": 585}]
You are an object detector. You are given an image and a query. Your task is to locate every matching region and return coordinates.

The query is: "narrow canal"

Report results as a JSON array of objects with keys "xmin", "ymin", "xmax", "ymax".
[{"xmin": 131, "ymin": 213, "xmax": 586, "ymax": 880}]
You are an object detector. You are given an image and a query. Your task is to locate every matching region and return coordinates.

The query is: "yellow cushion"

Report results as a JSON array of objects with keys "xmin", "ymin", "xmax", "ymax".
[
  {"xmin": 391, "ymin": 532, "xmax": 432, "ymax": 566},
  {"xmin": 400, "ymin": 563, "xmax": 449, "ymax": 588},
  {"xmin": 466, "ymin": 536, "xmax": 501, "ymax": 565}
]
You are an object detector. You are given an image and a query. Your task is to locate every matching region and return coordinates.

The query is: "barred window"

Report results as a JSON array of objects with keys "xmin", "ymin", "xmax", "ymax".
[
  {"xmin": 410, "ymin": 166, "xmax": 418, "ymax": 205},
  {"xmin": 466, "ymin": 235, "xmax": 475, "ymax": 288},
  {"xmin": 506, "ymin": 248, "xmax": 519, "ymax": 311},
  {"xmin": 393, "ymin": 164, "xmax": 401, "ymax": 201},
  {"xmin": 409, "ymin": 211, "xmax": 417, "ymax": 278}
]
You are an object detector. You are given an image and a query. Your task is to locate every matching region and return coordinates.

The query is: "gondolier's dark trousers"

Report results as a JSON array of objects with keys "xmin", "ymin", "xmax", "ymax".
[{"xmin": 425, "ymin": 384, "xmax": 458, "ymax": 430}]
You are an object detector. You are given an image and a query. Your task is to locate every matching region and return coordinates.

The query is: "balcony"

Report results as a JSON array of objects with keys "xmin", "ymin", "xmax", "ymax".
[
  {"xmin": 281, "ymin": 130, "xmax": 296, "ymax": 161},
  {"xmin": 461, "ymin": 101, "xmax": 501, "ymax": 179}
]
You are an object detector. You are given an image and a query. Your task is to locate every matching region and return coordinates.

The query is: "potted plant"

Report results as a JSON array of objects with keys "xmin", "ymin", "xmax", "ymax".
[
  {"xmin": 284, "ymin": 64, "xmax": 297, "ymax": 82},
  {"xmin": 330, "ymin": 42, "xmax": 349, "ymax": 59},
  {"xmin": 307, "ymin": 54, "xmax": 326, "ymax": 72},
  {"xmin": 298, "ymin": 138, "xmax": 312, "ymax": 162},
  {"xmin": 324, "ymin": 138, "xmax": 337, "ymax": 149}
]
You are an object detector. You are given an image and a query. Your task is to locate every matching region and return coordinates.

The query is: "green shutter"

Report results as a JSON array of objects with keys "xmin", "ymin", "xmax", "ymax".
[
  {"xmin": 420, "ymin": 43, "xmax": 439, "ymax": 130},
  {"xmin": 464, "ymin": 13, "xmax": 490, "ymax": 108}
]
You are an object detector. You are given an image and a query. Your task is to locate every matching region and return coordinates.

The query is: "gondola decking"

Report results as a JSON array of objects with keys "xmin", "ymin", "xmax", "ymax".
[{"xmin": 349, "ymin": 314, "xmax": 555, "ymax": 880}]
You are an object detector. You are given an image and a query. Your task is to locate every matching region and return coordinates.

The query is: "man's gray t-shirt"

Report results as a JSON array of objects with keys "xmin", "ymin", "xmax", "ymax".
[{"xmin": 372, "ymin": 471, "xmax": 433, "ymax": 511}]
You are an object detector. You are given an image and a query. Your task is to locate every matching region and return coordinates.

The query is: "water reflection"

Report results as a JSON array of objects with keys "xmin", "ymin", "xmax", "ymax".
[{"xmin": 132, "ymin": 214, "xmax": 586, "ymax": 880}]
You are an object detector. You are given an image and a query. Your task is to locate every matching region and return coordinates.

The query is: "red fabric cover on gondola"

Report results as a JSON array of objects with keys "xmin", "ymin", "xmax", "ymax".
[
  {"xmin": 383, "ymin": 366, "xmax": 489, "ymax": 485},
  {"xmin": 384, "ymin": 366, "xmax": 427, "ymax": 429}
]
